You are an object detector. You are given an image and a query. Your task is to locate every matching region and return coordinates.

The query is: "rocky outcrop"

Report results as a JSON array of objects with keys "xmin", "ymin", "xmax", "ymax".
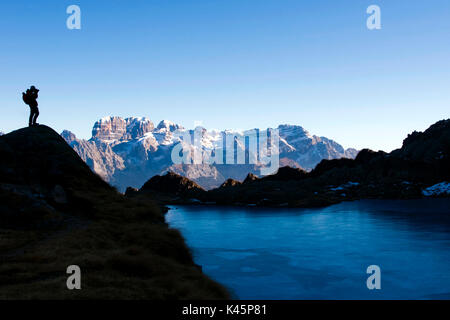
[
  {"xmin": 61, "ymin": 130, "xmax": 77, "ymax": 144},
  {"xmin": 92, "ymin": 116, "xmax": 155, "ymax": 142},
  {"xmin": 265, "ymin": 166, "xmax": 308, "ymax": 181},
  {"xmin": 243, "ymin": 173, "xmax": 259, "ymax": 184},
  {"xmin": 220, "ymin": 179, "xmax": 242, "ymax": 188},
  {"xmin": 73, "ymin": 139, "xmax": 125, "ymax": 181},
  {"xmin": 140, "ymin": 171, "xmax": 205, "ymax": 197},
  {"xmin": 156, "ymin": 120, "xmax": 183, "ymax": 132},
  {"xmin": 393, "ymin": 119, "xmax": 450, "ymax": 162}
]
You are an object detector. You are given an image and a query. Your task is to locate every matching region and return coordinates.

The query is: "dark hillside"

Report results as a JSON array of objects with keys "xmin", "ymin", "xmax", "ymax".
[{"xmin": 0, "ymin": 125, "xmax": 229, "ymax": 299}]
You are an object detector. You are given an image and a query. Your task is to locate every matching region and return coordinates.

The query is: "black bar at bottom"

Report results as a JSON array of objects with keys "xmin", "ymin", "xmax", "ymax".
[{"xmin": 0, "ymin": 300, "xmax": 448, "ymax": 319}]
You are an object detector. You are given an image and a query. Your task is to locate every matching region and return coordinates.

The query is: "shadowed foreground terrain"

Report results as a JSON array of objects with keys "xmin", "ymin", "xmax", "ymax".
[{"xmin": 0, "ymin": 125, "xmax": 229, "ymax": 299}]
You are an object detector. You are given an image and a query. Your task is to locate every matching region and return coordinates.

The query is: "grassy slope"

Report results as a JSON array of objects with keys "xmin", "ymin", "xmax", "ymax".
[{"xmin": 0, "ymin": 125, "xmax": 229, "ymax": 299}]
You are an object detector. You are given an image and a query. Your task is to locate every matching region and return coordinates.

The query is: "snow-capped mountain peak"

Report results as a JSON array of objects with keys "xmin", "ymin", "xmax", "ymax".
[
  {"xmin": 156, "ymin": 120, "xmax": 183, "ymax": 132},
  {"xmin": 92, "ymin": 116, "xmax": 155, "ymax": 142},
  {"xmin": 63, "ymin": 116, "xmax": 359, "ymax": 191}
]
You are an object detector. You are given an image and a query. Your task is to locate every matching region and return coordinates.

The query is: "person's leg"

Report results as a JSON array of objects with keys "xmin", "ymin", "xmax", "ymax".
[
  {"xmin": 29, "ymin": 110, "xmax": 33, "ymax": 127},
  {"xmin": 33, "ymin": 109, "xmax": 39, "ymax": 125}
]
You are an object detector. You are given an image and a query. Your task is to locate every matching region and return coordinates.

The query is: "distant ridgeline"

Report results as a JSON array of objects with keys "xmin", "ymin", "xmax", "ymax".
[
  {"xmin": 127, "ymin": 119, "xmax": 450, "ymax": 208},
  {"xmin": 61, "ymin": 117, "xmax": 358, "ymax": 191}
]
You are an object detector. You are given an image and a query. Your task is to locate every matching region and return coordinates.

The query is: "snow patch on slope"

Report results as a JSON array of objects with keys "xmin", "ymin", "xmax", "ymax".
[{"xmin": 422, "ymin": 182, "xmax": 450, "ymax": 196}]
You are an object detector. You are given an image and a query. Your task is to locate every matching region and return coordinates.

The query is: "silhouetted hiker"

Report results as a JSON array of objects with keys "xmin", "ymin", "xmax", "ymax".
[{"xmin": 22, "ymin": 86, "xmax": 40, "ymax": 127}]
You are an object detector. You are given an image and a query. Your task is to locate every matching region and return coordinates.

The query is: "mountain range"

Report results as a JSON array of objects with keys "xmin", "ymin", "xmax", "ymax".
[
  {"xmin": 131, "ymin": 119, "xmax": 450, "ymax": 207},
  {"xmin": 62, "ymin": 117, "xmax": 358, "ymax": 191}
]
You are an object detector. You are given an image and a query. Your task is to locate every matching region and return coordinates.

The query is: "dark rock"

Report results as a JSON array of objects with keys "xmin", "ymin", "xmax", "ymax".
[
  {"xmin": 125, "ymin": 186, "xmax": 139, "ymax": 197},
  {"xmin": 140, "ymin": 171, "xmax": 205, "ymax": 197},
  {"xmin": 264, "ymin": 166, "xmax": 308, "ymax": 181},
  {"xmin": 243, "ymin": 173, "xmax": 259, "ymax": 184},
  {"xmin": 220, "ymin": 178, "xmax": 242, "ymax": 188}
]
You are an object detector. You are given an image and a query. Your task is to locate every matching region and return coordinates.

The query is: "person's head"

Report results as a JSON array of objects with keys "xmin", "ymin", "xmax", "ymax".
[{"xmin": 30, "ymin": 85, "xmax": 39, "ymax": 92}]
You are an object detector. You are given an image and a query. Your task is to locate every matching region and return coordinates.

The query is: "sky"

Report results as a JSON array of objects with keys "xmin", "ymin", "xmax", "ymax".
[{"xmin": 0, "ymin": 0, "xmax": 449, "ymax": 152}]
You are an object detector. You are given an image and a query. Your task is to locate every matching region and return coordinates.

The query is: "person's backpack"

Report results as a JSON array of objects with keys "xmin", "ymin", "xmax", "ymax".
[{"xmin": 22, "ymin": 91, "xmax": 30, "ymax": 105}]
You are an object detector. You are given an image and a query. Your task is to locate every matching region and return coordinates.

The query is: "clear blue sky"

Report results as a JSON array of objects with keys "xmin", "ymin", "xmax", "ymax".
[{"xmin": 1, "ymin": 0, "xmax": 449, "ymax": 151}]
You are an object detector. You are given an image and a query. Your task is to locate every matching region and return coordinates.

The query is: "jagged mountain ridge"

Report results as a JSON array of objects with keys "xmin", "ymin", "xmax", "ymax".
[
  {"xmin": 131, "ymin": 119, "xmax": 450, "ymax": 208},
  {"xmin": 62, "ymin": 116, "xmax": 358, "ymax": 191}
]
